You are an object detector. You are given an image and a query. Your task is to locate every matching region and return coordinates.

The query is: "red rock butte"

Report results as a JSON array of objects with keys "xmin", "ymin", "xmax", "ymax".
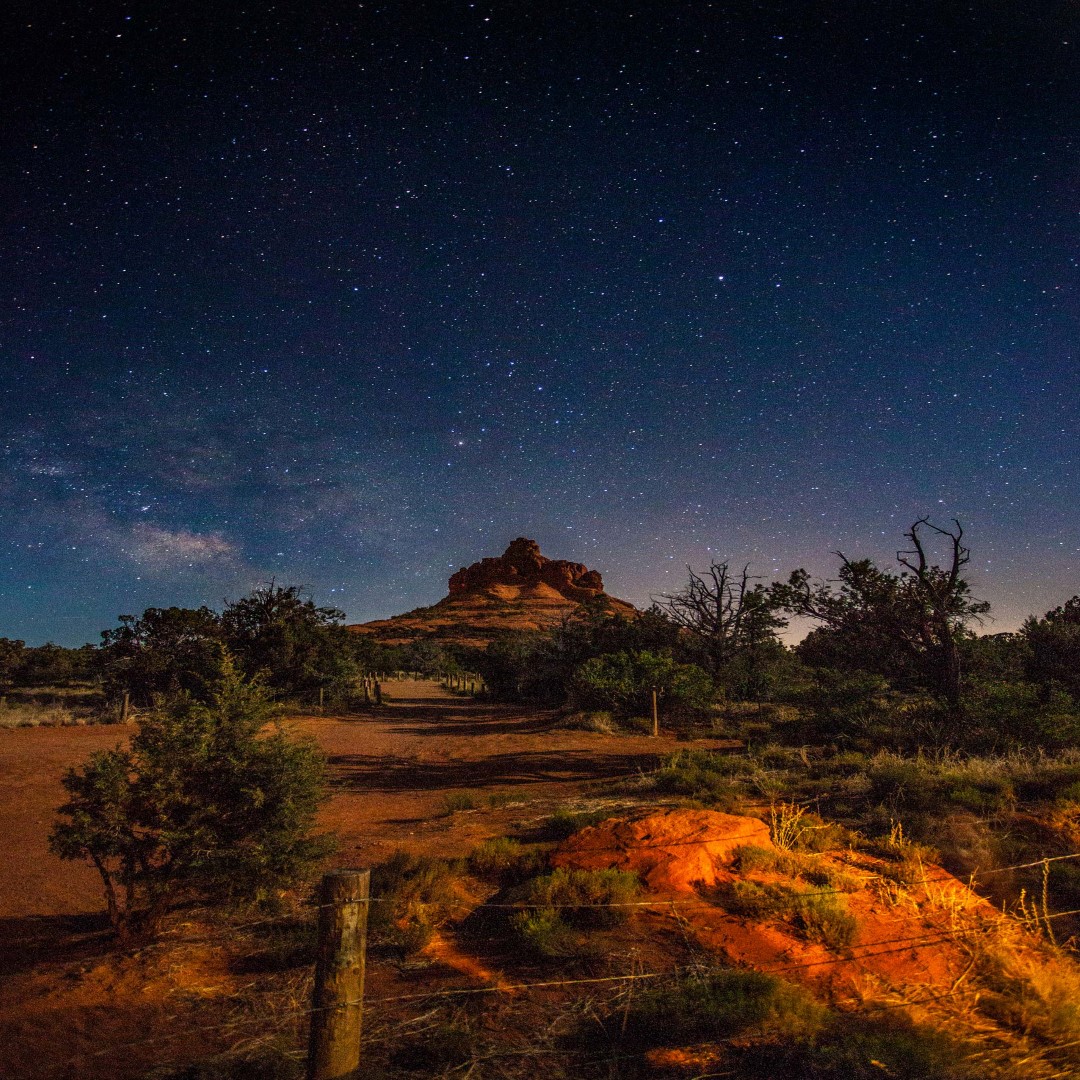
[{"xmin": 350, "ymin": 537, "xmax": 636, "ymax": 648}]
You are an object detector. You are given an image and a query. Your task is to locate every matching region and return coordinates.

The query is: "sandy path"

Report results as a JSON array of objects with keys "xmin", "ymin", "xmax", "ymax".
[{"xmin": 297, "ymin": 679, "xmax": 698, "ymax": 868}]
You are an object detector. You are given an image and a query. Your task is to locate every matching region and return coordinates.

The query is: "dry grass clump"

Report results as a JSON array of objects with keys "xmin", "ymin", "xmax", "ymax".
[
  {"xmin": 0, "ymin": 699, "xmax": 85, "ymax": 727},
  {"xmin": 466, "ymin": 836, "xmax": 545, "ymax": 883},
  {"xmin": 623, "ymin": 967, "xmax": 826, "ymax": 1045},
  {"xmin": 369, "ymin": 850, "xmax": 464, "ymax": 954},
  {"xmin": 510, "ymin": 867, "xmax": 640, "ymax": 958}
]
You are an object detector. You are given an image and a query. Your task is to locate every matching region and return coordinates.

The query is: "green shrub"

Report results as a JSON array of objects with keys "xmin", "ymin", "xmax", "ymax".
[
  {"xmin": 441, "ymin": 791, "xmax": 476, "ymax": 815},
  {"xmin": 571, "ymin": 650, "xmax": 714, "ymax": 720},
  {"xmin": 733, "ymin": 845, "xmax": 860, "ymax": 892},
  {"xmin": 653, "ymin": 749, "xmax": 745, "ymax": 810},
  {"xmin": 510, "ymin": 908, "xmax": 587, "ymax": 958},
  {"xmin": 734, "ymin": 844, "xmax": 791, "ymax": 875},
  {"xmin": 49, "ymin": 665, "xmax": 332, "ymax": 940},
  {"xmin": 519, "ymin": 867, "xmax": 640, "ymax": 928},
  {"xmin": 467, "ymin": 837, "xmax": 544, "ymax": 882},
  {"xmin": 369, "ymin": 850, "xmax": 461, "ymax": 953},
  {"xmin": 544, "ymin": 807, "xmax": 614, "ymax": 839},
  {"xmin": 793, "ymin": 891, "xmax": 858, "ymax": 949},
  {"xmin": 945, "ymin": 778, "xmax": 1014, "ymax": 814},
  {"xmin": 510, "ymin": 867, "xmax": 640, "ymax": 958},
  {"xmin": 717, "ymin": 879, "xmax": 798, "ymax": 920},
  {"xmin": 624, "ymin": 968, "xmax": 826, "ymax": 1045}
]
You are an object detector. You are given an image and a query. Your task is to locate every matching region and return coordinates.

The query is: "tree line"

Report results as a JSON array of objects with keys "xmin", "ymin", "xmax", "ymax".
[
  {"xmin": 35, "ymin": 518, "xmax": 1080, "ymax": 942},
  {"xmin": 477, "ymin": 519, "xmax": 1080, "ymax": 750}
]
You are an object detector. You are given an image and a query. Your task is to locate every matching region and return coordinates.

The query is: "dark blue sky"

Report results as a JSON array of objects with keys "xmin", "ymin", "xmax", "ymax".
[{"xmin": 2, "ymin": 1, "xmax": 1077, "ymax": 645}]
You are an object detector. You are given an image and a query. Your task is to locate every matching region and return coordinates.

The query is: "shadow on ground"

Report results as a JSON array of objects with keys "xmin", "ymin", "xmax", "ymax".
[
  {"xmin": 0, "ymin": 912, "xmax": 113, "ymax": 977},
  {"xmin": 327, "ymin": 748, "xmax": 665, "ymax": 792}
]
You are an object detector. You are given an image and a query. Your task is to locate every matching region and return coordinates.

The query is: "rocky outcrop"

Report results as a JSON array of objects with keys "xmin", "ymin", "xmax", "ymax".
[
  {"xmin": 350, "ymin": 537, "xmax": 634, "ymax": 647},
  {"xmin": 448, "ymin": 538, "xmax": 606, "ymax": 603}
]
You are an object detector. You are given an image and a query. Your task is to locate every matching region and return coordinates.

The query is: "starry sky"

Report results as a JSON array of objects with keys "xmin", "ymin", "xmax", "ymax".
[{"xmin": 2, "ymin": 1, "xmax": 1077, "ymax": 646}]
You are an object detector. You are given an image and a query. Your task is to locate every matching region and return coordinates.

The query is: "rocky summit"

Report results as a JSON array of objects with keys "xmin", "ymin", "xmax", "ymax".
[{"xmin": 351, "ymin": 537, "xmax": 636, "ymax": 647}]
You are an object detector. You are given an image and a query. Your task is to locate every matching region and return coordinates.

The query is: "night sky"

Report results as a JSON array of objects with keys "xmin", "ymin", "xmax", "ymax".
[{"xmin": 2, "ymin": 2, "xmax": 1077, "ymax": 646}]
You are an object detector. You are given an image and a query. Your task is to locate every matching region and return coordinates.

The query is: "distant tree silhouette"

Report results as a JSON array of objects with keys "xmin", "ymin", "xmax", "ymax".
[
  {"xmin": 101, "ymin": 606, "xmax": 225, "ymax": 706},
  {"xmin": 1022, "ymin": 596, "xmax": 1080, "ymax": 703},
  {"xmin": 221, "ymin": 582, "xmax": 357, "ymax": 699},
  {"xmin": 773, "ymin": 519, "xmax": 989, "ymax": 715}
]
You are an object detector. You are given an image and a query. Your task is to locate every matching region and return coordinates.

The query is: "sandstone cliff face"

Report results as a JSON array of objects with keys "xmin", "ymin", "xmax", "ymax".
[
  {"xmin": 351, "ymin": 538, "xmax": 634, "ymax": 647},
  {"xmin": 448, "ymin": 537, "xmax": 605, "ymax": 603}
]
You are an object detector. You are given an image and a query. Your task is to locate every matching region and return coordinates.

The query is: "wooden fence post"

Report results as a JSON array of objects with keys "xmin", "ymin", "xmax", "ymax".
[
  {"xmin": 307, "ymin": 868, "xmax": 370, "ymax": 1080},
  {"xmin": 651, "ymin": 688, "xmax": 659, "ymax": 738}
]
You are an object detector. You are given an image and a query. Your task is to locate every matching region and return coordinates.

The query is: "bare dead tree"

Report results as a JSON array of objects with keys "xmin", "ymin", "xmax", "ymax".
[
  {"xmin": 896, "ymin": 518, "xmax": 988, "ymax": 714},
  {"xmin": 658, "ymin": 561, "xmax": 785, "ymax": 677}
]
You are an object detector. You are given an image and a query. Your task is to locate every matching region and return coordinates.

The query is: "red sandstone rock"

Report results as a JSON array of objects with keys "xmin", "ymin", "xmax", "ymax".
[
  {"xmin": 351, "ymin": 537, "xmax": 636, "ymax": 646},
  {"xmin": 551, "ymin": 809, "xmax": 773, "ymax": 892},
  {"xmin": 448, "ymin": 537, "xmax": 608, "ymax": 603}
]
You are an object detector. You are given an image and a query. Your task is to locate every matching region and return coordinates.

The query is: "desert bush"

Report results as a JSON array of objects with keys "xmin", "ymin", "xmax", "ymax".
[
  {"xmin": 624, "ymin": 968, "xmax": 826, "ymax": 1045},
  {"xmin": 734, "ymin": 843, "xmax": 793, "ymax": 875},
  {"xmin": 793, "ymin": 890, "xmax": 858, "ymax": 949},
  {"xmin": 717, "ymin": 878, "xmax": 798, "ymax": 920},
  {"xmin": 441, "ymin": 791, "xmax": 476, "ymax": 815},
  {"xmin": 518, "ymin": 867, "xmax": 639, "ymax": 927},
  {"xmin": 739, "ymin": 1013, "xmax": 975, "ymax": 1080},
  {"xmin": 50, "ymin": 665, "xmax": 332, "ymax": 940},
  {"xmin": 467, "ymin": 837, "xmax": 545, "ymax": 882},
  {"xmin": 733, "ymin": 845, "xmax": 860, "ymax": 892},
  {"xmin": 510, "ymin": 908, "xmax": 588, "ymax": 958},
  {"xmin": 543, "ymin": 806, "xmax": 615, "ymax": 839},
  {"xmin": 369, "ymin": 850, "xmax": 462, "ymax": 954},
  {"xmin": 652, "ymin": 749, "xmax": 745, "ymax": 810},
  {"xmin": 510, "ymin": 867, "xmax": 639, "ymax": 957}
]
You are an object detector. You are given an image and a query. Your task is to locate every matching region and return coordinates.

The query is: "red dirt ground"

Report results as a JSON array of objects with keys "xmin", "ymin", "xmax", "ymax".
[{"xmin": 0, "ymin": 681, "xmax": 718, "ymax": 1079}]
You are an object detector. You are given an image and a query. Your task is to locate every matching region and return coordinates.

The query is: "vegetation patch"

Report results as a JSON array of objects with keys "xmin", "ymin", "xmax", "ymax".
[
  {"xmin": 653, "ymin": 748, "xmax": 746, "ymax": 810},
  {"xmin": 793, "ymin": 890, "xmax": 858, "ymax": 949},
  {"xmin": 467, "ymin": 836, "xmax": 545, "ymax": 882},
  {"xmin": 369, "ymin": 850, "xmax": 463, "ymax": 954},
  {"xmin": 623, "ymin": 968, "xmax": 826, "ymax": 1045},
  {"xmin": 441, "ymin": 791, "xmax": 477, "ymax": 815},
  {"xmin": 510, "ymin": 866, "xmax": 639, "ymax": 958},
  {"xmin": 543, "ymin": 806, "xmax": 616, "ymax": 839}
]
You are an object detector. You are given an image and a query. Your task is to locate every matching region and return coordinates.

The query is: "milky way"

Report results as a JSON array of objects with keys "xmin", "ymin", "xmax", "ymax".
[{"xmin": 2, "ymin": 2, "xmax": 1077, "ymax": 644}]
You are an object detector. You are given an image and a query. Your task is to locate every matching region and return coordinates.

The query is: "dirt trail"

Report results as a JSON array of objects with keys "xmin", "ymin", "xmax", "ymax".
[{"xmin": 298, "ymin": 678, "xmax": 706, "ymax": 869}]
